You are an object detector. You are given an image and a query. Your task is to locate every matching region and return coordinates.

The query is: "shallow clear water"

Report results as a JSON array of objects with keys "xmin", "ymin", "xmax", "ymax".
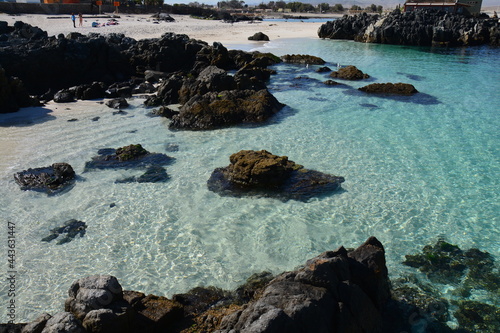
[{"xmin": 0, "ymin": 38, "xmax": 499, "ymax": 323}]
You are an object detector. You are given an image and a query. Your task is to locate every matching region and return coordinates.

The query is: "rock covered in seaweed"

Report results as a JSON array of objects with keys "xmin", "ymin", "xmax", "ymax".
[
  {"xmin": 207, "ymin": 150, "xmax": 345, "ymax": 201},
  {"xmin": 359, "ymin": 82, "xmax": 418, "ymax": 95},
  {"xmin": 329, "ymin": 65, "xmax": 370, "ymax": 80},
  {"xmin": 169, "ymin": 90, "xmax": 284, "ymax": 130},
  {"xmin": 280, "ymin": 54, "xmax": 326, "ymax": 65},
  {"xmin": 84, "ymin": 144, "xmax": 174, "ymax": 170},
  {"xmin": 403, "ymin": 238, "xmax": 500, "ymax": 292},
  {"xmin": 14, "ymin": 162, "xmax": 76, "ymax": 194}
]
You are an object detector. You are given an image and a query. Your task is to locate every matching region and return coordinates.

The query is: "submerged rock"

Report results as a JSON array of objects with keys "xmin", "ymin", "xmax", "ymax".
[
  {"xmin": 359, "ymin": 82, "xmax": 418, "ymax": 95},
  {"xmin": 84, "ymin": 144, "xmax": 174, "ymax": 170},
  {"xmin": 329, "ymin": 65, "xmax": 370, "ymax": 80},
  {"xmin": 105, "ymin": 97, "xmax": 129, "ymax": 109},
  {"xmin": 115, "ymin": 166, "xmax": 170, "ymax": 183},
  {"xmin": 403, "ymin": 238, "xmax": 500, "ymax": 292},
  {"xmin": 14, "ymin": 162, "xmax": 76, "ymax": 194},
  {"xmin": 207, "ymin": 150, "xmax": 345, "ymax": 201},
  {"xmin": 453, "ymin": 300, "xmax": 500, "ymax": 332},
  {"xmin": 41, "ymin": 219, "xmax": 87, "ymax": 245}
]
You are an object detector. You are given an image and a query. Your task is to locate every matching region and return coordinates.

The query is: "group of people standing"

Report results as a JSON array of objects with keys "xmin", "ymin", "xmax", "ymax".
[{"xmin": 71, "ymin": 13, "xmax": 83, "ymax": 28}]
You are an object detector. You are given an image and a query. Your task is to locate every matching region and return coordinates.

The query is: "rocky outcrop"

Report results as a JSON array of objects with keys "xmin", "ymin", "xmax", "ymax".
[
  {"xmin": 280, "ymin": 54, "xmax": 326, "ymax": 65},
  {"xmin": 0, "ymin": 65, "xmax": 35, "ymax": 113},
  {"xmin": 318, "ymin": 10, "xmax": 500, "ymax": 47},
  {"xmin": 248, "ymin": 32, "xmax": 269, "ymax": 41},
  {"xmin": 318, "ymin": 13, "xmax": 379, "ymax": 40},
  {"xmin": 216, "ymin": 237, "xmax": 390, "ymax": 333},
  {"xmin": 41, "ymin": 219, "xmax": 87, "ymax": 245},
  {"xmin": 169, "ymin": 89, "xmax": 284, "ymax": 130},
  {"xmin": 358, "ymin": 82, "xmax": 418, "ymax": 95},
  {"xmin": 14, "ymin": 162, "xmax": 76, "ymax": 194},
  {"xmin": 207, "ymin": 150, "xmax": 345, "ymax": 201},
  {"xmin": 84, "ymin": 144, "xmax": 174, "ymax": 171},
  {"xmin": 330, "ymin": 65, "xmax": 369, "ymax": 80}
]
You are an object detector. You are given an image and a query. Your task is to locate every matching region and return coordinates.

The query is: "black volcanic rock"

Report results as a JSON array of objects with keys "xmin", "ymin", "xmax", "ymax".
[
  {"xmin": 359, "ymin": 82, "xmax": 418, "ymax": 95},
  {"xmin": 281, "ymin": 54, "xmax": 326, "ymax": 65},
  {"xmin": 319, "ymin": 10, "xmax": 500, "ymax": 47},
  {"xmin": 248, "ymin": 32, "xmax": 270, "ymax": 41},
  {"xmin": 169, "ymin": 89, "xmax": 284, "ymax": 130},
  {"xmin": 84, "ymin": 144, "xmax": 174, "ymax": 170},
  {"xmin": 14, "ymin": 162, "xmax": 76, "ymax": 194},
  {"xmin": 207, "ymin": 150, "xmax": 345, "ymax": 201}
]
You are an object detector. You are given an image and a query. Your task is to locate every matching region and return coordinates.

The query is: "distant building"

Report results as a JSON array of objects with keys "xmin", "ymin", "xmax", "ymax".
[{"xmin": 404, "ymin": 0, "xmax": 483, "ymax": 16}]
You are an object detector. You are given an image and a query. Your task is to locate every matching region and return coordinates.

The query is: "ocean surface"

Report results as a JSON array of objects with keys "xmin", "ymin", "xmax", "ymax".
[{"xmin": 0, "ymin": 37, "xmax": 499, "ymax": 325}]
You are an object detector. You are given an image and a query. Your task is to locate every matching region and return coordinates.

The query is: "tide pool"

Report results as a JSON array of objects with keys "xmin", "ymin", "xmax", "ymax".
[{"xmin": 0, "ymin": 37, "xmax": 499, "ymax": 324}]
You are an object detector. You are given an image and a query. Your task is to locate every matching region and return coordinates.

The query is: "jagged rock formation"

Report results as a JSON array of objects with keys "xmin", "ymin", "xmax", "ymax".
[
  {"xmin": 318, "ymin": 10, "xmax": 500, "ymax": 47},
  {"xmin": 207, "ymin": 150, "xmax": 345, "ymax": 201},
  {"xmin": 13, "ymin": 162, "xmax": 76, "ymax": 194},
  {"xmin": 0, "ymin": 22, "xmax": 285, "ymax": 131}
]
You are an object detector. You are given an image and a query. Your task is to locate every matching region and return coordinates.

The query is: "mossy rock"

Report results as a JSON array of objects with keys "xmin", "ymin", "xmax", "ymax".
[
  {"xmin": 453, "ymin": 300, "xmax": 500, "ymax": 333},
  {"xmin": 115, "ymin": 144, "xmax": 149, "ymax": 161}
]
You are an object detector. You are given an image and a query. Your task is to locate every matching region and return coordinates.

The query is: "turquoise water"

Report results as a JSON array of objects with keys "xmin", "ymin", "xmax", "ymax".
[{"xmin": 0, "ymin": 38, "xmax": 499, "ymax": 324}]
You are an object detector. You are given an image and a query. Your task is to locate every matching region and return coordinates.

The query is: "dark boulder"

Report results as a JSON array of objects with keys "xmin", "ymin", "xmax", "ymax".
[
  {"xmin": 170, "ymin": 89, "xmax": 284, "ymax": 130},
  {"xmin": 53, "ymin": 89, "xmax": 76, "ymax": 103},
  {"xmin": 84, "ymin": 144, "xmax": 174, "ymax": 170},
  {"xmin": 216, "ymin": 237, "xmax": 390, "ymax": 332},
  {"xmin": 14, "ymin": 162, "xmax": 76, "ymax": 194},
  {"xmin": 358, "ymin": 82, "xmax": 418, "ymax": 95},
  {"xmin": 105, "ymin": 97, "xmax": 129, "ymax": 109},
  {"xmin": 0, "ymin": 65, "xmax": 34, "ymax": 113},
  {"xmin": 41, "ymin": 219, "xmax": 87, "ymax": 245},
  {"xmin": 330, "ymin": 65, "xmax": 369, "ymax": 80},
  {"xmin": 280, "ymin": 54, "xmax": 326, "ymax": 65},
  {"xmin": 207, "ymin": 150, "xmax": 345, "ymax": 201},
  {"xmin": 248, "ymin": 32, "xmax": 270, "ymax": 41}
]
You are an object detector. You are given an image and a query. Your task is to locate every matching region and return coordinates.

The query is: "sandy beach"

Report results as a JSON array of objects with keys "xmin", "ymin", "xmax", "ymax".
[{"xmin": 0, "ymin": 12, "xmax": 336, "ymax": 46}]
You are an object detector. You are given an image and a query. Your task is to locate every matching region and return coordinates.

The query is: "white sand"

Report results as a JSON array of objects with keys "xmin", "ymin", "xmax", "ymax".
[{"xmin": 0, "ymin": 13, "xmax": 336, "ymax": 46}]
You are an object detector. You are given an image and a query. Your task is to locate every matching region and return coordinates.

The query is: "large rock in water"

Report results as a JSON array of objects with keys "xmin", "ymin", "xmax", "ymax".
[
  {"xmin": 330, "ymin": 65, "xmax": 370, "ymax": 80},
  {"xmin": 280, "ymin": 54, "xmax": 326, "ymax": 65},
  {"xmin": 14, "ymin": 163, "xmax": 76, "ymax": 194},
  {"xmin": 359, "ymin": 82, "xmax": 418, "ymax": 95},
  {"xmin": 84, "ymin": 144, "xmax": 174, "ymax": 170},
  {"xmin": 207, "ymin": 150, "xmax": 345, "ymax": 201},
  {"xmin": 169, "ymin": 90, "xmax": 285, "ymax": 130}
]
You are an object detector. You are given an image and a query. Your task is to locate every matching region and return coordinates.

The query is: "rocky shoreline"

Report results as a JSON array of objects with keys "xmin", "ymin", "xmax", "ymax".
[
  {"xmin": 2, "ymin": 237, "xmax": 499, "ymax": 332},
  {"xmin": 318, "ymin": 10, "xmax": 500, "ymax": 47}
]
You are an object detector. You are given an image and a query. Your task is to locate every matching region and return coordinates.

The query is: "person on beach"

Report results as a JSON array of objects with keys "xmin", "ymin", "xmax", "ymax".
[
  {"xmin": 79, "ymin": 13, "xmax": 83, "ymax": 27},
  {"xmin": 71, "ymin": 13, "xmax": 76, "ymax": 28}
]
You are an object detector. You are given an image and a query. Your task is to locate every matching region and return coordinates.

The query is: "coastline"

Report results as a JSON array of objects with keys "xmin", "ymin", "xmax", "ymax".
[{"xmin": 0, "ymin": 13, "xmax": 334, "ymax": 45}]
